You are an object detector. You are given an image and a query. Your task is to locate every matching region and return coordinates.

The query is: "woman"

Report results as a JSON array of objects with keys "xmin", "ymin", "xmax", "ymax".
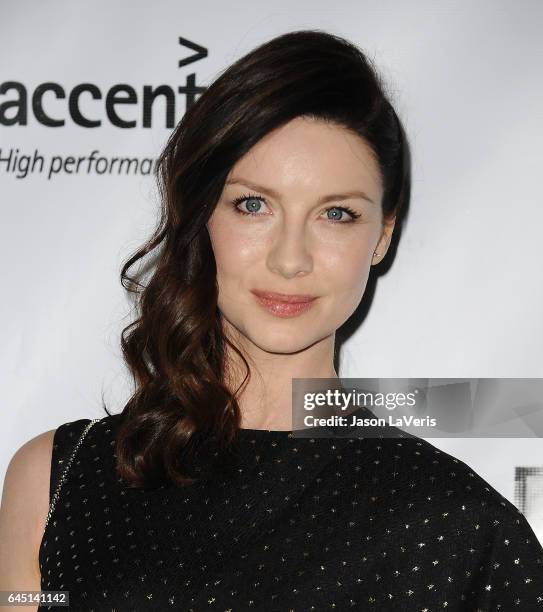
[{"xmin": 1, "ymin": 29, "xmax": 542, "ymax": 611}]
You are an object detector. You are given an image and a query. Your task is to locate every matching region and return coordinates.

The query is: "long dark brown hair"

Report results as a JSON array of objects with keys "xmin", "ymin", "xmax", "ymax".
[{"xmin": 107, "ymin": 29, "xmax": 411, "ymax": 488}]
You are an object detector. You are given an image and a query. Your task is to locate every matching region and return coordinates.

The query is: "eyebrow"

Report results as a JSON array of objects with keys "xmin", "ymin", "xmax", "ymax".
[{"xmin": 225, "ymin": 178, "xmax": 376, "ymax": 205}]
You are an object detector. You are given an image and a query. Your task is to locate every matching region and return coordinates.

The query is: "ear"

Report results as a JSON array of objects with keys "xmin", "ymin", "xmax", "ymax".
[{"xmin": 372, "ymin": 215, "xmax": 396, "ymax": 263}]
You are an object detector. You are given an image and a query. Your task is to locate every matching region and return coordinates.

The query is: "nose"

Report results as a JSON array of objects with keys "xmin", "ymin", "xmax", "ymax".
[{"xmin": 266, "ymin": 224, "xmax": 313, "ymax": 279}]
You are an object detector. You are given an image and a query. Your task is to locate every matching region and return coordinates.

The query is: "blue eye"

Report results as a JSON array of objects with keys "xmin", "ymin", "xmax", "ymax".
[
  {"xmin": 232, "ymin": 194, "xmax": 266, "ymax": 215},
  {"xmin": 230, "ymin": 192, "xmax": 361, "ymax": 223},
  {"xmin": 326, "ymin": 208, "xmax": 359, "ymax": 222}
]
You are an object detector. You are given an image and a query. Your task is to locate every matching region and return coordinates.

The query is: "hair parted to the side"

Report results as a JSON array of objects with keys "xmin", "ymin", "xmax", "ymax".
[{"xmin": 108, "ymin": 29, "xmax": 411, "ymax": 488}]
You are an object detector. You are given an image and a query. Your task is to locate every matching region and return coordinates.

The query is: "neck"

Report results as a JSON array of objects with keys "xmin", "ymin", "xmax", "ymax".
[{"xmin": 223, "ymin": 326, "xmax": 338, "ymax": 430}]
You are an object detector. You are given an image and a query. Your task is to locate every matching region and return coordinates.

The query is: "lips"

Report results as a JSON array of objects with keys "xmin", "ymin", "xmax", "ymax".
[
  {"xmin": 250, "ymin": 290, "xmax": 317, "ymax": 304},
  {"xmin": 251, "ymin": 289, "xmax": 318, "ymax": 318}
]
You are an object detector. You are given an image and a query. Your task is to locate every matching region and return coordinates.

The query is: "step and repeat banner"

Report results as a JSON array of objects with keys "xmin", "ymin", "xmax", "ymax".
[{"xmin": 1, "ymin": 0, "xmax": 542, "ymax": 543}]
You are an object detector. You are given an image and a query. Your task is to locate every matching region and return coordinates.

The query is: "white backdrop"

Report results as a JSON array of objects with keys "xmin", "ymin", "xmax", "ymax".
[{"xmin": 1, "ymin": 0, "xmax": 542, "ymax": 543}]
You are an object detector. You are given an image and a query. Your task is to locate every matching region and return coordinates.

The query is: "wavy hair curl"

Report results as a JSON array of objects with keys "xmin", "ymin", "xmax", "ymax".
[{"xmin": 109, "ymin": 29, "xmax": 411, "ymax": 488}]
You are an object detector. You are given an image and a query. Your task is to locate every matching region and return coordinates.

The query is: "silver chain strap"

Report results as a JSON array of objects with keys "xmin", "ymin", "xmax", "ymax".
[{"xmin": 44, "ymin": 418, "xmax": 101, "ymax": 530}]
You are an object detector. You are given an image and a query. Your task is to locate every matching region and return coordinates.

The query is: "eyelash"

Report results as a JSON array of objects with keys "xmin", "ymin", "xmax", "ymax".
[{"xmin": 230, "ymin": 192, "xmax": 362, "ymax": 223}]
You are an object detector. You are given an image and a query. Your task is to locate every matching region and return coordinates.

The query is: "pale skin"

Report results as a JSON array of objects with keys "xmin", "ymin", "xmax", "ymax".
[
  {"xmin": 0, "ymin": 115, "xmax": 395, "ymax": 597},
  {"xmin": 0, "ymin": 429, "xmax": 55, "ymax": 606},
  {"xmin": 208, "ymin": 115, "xmax": 395, "ymax": 429}
]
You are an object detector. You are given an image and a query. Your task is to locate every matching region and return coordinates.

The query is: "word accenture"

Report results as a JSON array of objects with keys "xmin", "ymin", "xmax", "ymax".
[
  {"xmin": 0, "ymin": 77, "xmax": 206, "ymax": 128},
  {"xmin": 1, "ymin": 37, "xmax": 208, "ymax": 129}
]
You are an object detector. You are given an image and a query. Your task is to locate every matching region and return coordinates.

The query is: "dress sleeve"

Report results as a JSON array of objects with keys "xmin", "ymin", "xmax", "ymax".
[{"xmin": 464, "ymin": 497, "xmax": 543, "ymax": 610}]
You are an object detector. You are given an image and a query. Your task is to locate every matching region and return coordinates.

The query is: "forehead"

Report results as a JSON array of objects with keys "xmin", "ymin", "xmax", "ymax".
[{"xmin": 227, "ymin": 116, "xmax": 383, "ymax": 204}]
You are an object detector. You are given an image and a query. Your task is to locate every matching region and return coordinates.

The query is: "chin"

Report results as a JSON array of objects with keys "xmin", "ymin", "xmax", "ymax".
[
  {"xmin": 250, "ymin": 326, "xmax": 330, "ymax": 355},
  {"xmin": 252, "ymin": 333, "xmax": 308, "ymax": 354}
]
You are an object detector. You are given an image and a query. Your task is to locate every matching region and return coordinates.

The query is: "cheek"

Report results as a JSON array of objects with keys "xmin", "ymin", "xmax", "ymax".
[
  {"xmin": 315, "ymin": 234, "xmax": 375, "ymax": 328},
  {"xmin": 208, "ymin": 219, "xmax": 264, "ymax": 288},
  {"xmin": 320, "ymin": 237, "xmax": 372, "ymax": 295}
]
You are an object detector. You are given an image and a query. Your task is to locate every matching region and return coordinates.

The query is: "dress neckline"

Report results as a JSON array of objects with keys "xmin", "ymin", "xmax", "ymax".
[{"xmin": 237, "ymin": 427, "xmax": 297, "ymax": 436}]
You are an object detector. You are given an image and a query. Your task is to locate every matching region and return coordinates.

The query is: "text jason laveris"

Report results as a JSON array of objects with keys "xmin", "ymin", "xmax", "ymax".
[{"xmin": 303, "ymin": 414, "xmax": 438, "ymax": 428}]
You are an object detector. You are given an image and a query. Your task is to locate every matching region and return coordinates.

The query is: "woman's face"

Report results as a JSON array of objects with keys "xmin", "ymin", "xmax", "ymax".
[{"xmin": 207, "ymin": 115, "xmax": 395, "ymax": 355}]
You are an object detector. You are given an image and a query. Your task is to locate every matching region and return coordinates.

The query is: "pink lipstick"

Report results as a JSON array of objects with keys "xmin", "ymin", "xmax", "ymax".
[{"xmin": 251, "ymin": 290, "xmax": 318, "ymax": 318}]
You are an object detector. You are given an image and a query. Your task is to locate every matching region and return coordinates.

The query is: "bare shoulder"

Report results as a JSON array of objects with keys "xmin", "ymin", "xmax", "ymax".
[{"xmin": 0, "ymin": 428, "xmax": 56, "ymax": 593}]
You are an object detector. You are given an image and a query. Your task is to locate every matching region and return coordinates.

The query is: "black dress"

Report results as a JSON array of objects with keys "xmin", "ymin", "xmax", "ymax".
[{"xmin": 38, "ymin": 413, "xmax": 543, "ymax": 611}]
